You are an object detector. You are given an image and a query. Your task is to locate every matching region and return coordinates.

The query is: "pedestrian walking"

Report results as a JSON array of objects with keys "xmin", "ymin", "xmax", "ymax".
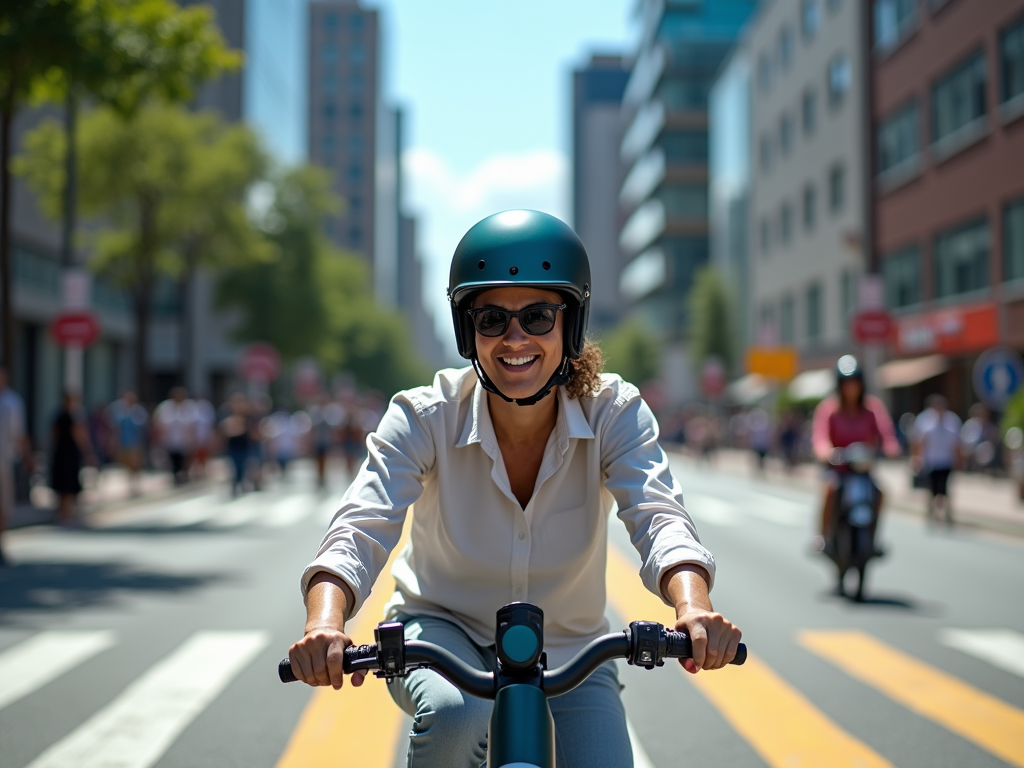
[
  {"xmin": 308, "ymin": 395, "xmax": 342, "ymax": 490},
  {"xmin": 0, "ymin": 366, "xmax": 32, "ymax": 565},
  {"xmin": 153, "ymin": 387, "xmax": 197, "ymax": 485},
  {"xmin": 911, "ymin": 394, "xmax": 963, "ymax": 526},
  {"xmin": 192, "ymin": 396, "xmax": 216, "ymax": 480},
  {"xmin": 220, "ymin": 394, "xmax": 251, "ymax": 497},
  {"xmin": 747, "ymin": 408, "xmax": 772, "ymax": 473},
  {"xmin": 50, "ymin": 392, "xmax": 96, "ymax": 526},
  {"xmin": 108, "ymin": 391, "xmax": 148, "ymax": 496}
]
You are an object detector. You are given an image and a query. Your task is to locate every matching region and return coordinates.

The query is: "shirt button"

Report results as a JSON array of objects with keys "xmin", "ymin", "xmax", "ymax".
[{"xmin": 518, "ymin": 532, "xmax": 525, "ymax": 540}]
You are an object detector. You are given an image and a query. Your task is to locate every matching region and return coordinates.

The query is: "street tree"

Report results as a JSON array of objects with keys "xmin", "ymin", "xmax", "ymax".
[
  {"xmin": 217, "ymin": 166, "xmax": 432, "ymax": 397},
  {"xmin": 0, "ymin": 0, "xmax": 239, "ymax": 375},
  {"xmin": 688, "ymin": 266, "xmax": 736, "ymax": 377},
  {"xmin": 16, "ymin": 104, "xmax": 267, "ymax": 402},
  {"xmin": 601, "ymin": 318, "xmax": 662, "ymax": 387}
]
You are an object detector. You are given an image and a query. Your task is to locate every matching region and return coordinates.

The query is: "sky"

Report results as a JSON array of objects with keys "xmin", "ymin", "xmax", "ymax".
[{"xmin": 366, "ymin": 0, "xmax": 637, "ymax": 356}]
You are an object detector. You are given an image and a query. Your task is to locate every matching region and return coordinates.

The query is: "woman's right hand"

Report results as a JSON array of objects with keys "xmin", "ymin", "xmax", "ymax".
[{"xmin": 288, "ymin": 628, "xmax": 367, "ymax": 689}]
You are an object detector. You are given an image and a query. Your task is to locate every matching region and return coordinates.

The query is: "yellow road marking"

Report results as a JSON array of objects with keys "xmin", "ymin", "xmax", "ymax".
[
  {"xmin": 275, "ymin": 517, "xmax": 412, "ymax": 768},
  {"xmin": 605, "ymin": 544, "xmax": 895, "ymax": 768},
  {"xmin": 800, "ymin": 630, "xmax": 1024, "ymax": 768}
]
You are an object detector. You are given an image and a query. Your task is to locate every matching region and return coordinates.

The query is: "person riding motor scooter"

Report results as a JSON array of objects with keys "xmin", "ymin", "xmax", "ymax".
[
  {"xmin": 810, "ymin": 356, "xmax": 901, "ymax": 560},
  {"xmin": 287, "ymin": 210, "xmax": 742, "ymax": 767}
]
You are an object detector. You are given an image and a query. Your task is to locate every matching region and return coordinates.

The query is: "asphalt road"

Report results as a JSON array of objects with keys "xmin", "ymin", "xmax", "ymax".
[{"xmin": 1, "ymin": 457, "xmax": 1022, "ymax": 768}]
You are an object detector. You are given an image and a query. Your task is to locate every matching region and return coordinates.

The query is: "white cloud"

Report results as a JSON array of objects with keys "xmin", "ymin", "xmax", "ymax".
[{"xmin": 402, "ymin": 148, "xmax": 570, "ymax": 356}]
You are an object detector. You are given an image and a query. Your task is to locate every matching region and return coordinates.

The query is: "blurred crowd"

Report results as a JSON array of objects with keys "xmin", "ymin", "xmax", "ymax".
[{"xmin": 0, "ymin": 370, "xmax": 386, "ymax": 531}]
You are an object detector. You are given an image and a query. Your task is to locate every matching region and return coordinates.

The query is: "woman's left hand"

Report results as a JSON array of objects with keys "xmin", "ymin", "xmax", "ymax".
[{"xmin": 673, "ymin": 608, "xmax": 742, "ymax": 674}]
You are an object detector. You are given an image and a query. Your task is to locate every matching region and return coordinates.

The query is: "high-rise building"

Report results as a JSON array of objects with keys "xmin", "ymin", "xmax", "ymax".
[
  {"xmin": 619, "ymin": 0, "xmax": 758, "ymax": 404},
  {"xmin": 307, "ymin": 1, "xmax": 380, "ymax": 266},
  {"xmin": 572, "ymin": 55, "xmax": 630, "ymax": 336},
  {"xmin": 871, "ymin": 0, "xmax": 1024, "ymax": 416},
  {"xmin": 744, "ymin": 0, "xmax": 869, "ymax": 376}
]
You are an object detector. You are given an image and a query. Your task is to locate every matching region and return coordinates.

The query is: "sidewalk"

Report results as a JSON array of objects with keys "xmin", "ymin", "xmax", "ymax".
[
  {"xmin": 9, "ymin": 462, "xmax": 223, "ymax": 530},
  {"xmin": 669, "ymin": 447, "xmax": 1024, "ymax": 538}
]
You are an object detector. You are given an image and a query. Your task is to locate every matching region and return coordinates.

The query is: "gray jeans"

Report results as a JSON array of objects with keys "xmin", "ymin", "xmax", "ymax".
[{"xmin": 388, "ymin": 613, "xmax": 633, "ymax": 768}]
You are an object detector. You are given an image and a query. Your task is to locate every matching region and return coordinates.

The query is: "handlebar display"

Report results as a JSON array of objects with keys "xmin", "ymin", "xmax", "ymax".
[{"xmin": 279, "ymin": 619, "xmax": 747, "ymax": 699}]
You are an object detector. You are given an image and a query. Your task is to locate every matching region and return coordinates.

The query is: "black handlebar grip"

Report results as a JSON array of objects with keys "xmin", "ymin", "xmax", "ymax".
[
  {"xmin": 278, "ymin": 658, "xmax": 298, "ymax": 683},
  {"xmin": 278, "ymin": 644, "xmax": 380, "ymax": 683},
  {"xmin": 664, "ymin": 631, "xmax": 747, "ymax": 666}
]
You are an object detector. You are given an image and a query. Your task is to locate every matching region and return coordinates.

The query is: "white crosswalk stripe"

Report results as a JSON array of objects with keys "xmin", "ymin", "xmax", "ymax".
[
  {"xmin": 23, "ymin": 630, "xmax": 268, "ymax": 768},
  {"xmin": 259, "ymin": 494, "xmax": 318, "ymax": 528},
  {"xmin": 627, "ymin": 719, "xmax": 656, "ymax": 768},
  {"xmin": 685, "ymin": 492, "xmax": 809, "ymax": 528},
  {"xmin": 0, "ymin": 631, "xmax": 117, "ymax": 711},
  {"xmin": 940, "ymin": 628, "xmax": 1024, "ymax": 679}
]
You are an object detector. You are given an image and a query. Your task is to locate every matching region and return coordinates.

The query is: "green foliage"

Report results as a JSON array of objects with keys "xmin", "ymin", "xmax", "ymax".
[
  {"xmin": 217, "ymin": 167, "xmax": 432, "ymax": 397},
  {"xmin": 688, "ymin": 266, "xmax": 736, "ymax": 375},
  {"xmin": 1002, "ymin": 390, "xmax": 1024, "ymax": 436},
  {"xmin": 600, "ymin": 318, "xmax": 661, "ymax": 387},
  {"xmin": 16, "ymin": 103, "xmax": 268, "ymax": 285}
]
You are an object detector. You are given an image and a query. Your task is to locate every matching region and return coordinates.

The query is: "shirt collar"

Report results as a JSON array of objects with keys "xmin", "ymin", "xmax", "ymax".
[{"xmin": 455, "ymin": 377, "xmax": 595, "ymax": 449}]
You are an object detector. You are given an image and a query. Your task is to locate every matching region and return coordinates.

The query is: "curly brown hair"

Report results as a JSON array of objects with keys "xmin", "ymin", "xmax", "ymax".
[{"xmin": 564, "ymin": 340, "xmax": 604, "ymax": 399}]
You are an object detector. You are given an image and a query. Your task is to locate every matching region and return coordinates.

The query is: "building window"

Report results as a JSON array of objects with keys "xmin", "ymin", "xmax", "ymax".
[
  {"xmin": 661, "ymin": 184, "xmax": 708, "ymax": 218},
  {"xmin": 802, "ymin": 0, "xmax": 821, "ymax": 40},
  {"xmin": 874, "ymin": 0, "xmax": 917, "ymax": 53},
  {"xmin": 760, "ymin": 217, "xmax": 771, "ymax": 256},
  {"xmin": 806, "ymin": 282, "xmax": 823, "ymax": 342},
  {"xmin": 349, "ymin": 226, "xmax": 362, "ymax": 247},
  {"xmin": 349, "ymin": 195, "xmax": 362, "ymax": 213},
  {"xmin": 759, "ymin": 134, "xmax": 772, "ymax": 170},
  {"xmin": 349, "ymin": 72, "xmax": 364, "ymax": 94},
  {"xmin": 877, "ymin": 100, "xmax": 920, "ymax": 173},
  {"xmin": 882, "ymin": 244, "xmax": 922, "ymax": 307},
  {"xmin": 324, "ymin": 12, "xmax": 339, "ymax": 30},
  {"xmin": 322, "ymin": 42, "xmax": 337, "ymax": 64},
  {"xmin": 778, "ymin": 26, "xmax": 795, "ymax": 71},
  {"xmin": 803, "ymin": 184, "xmax": 817, "ymax": 231},
  {"xmin": 661, "ymin": 130, "xmax": 708, "ymax": 164},
  {"xmin": 829, "ymin": 163, "xmax": 846, "ymax": 213},
  {"xmin": 322, "ymin": 101, "xmax": 336, "ymax": 120},
  {"xmin": 828, "ymin": 0, "xmax": 842, "ymax": 11},
  {"xmin": 840, "ymin": 269, "xmax": 856, "ymax": 325},
  {"xmin": 828, "ymin": 54, "xmax": 852, "ymax": 108},
  {"xmin": 758, "ymin": 53, "xmax": 772, "ymax": 91},
  {"xmin": 1006, "ymin": 198, "xmax": 1024, "ymax": 282},
  {"xmin": 780, "ymin": 202, "xmax": 794, "ymax": 246},
  {"xmin": 347, "ymin": 163, "xmax": 362, "ymax": 182},
  {"xmin": 321, "ymin": 135, "xmax": 335, "ymax": 156},
  {"xmin": 802, "ymin": 88, "xmax": 817, "ymax": 135},
  {"xmin": 760, "ymin": 302, "xmax": 777, "ymax": 343},
  {"xmin": 351, "ymin": 12, "xmax": 365, "ymax": 31},
  {"xmin": 779, "ymin": 112, "xmax": 794, "ymax": 156},
  {"xmin": 348, "ymin": 134, "xmax": 364, "ymax": 155},
  {"xmin": 349, "ymin": 101, "xmax": 363, "ymax": 120},
  {"xmin": 934, "ymin": 218, "xmax": 990, "ymax": 298},
  {"xmin": 322, "ymin": 71, "xmax": 337, "ymax": 93},
  {"xmin": 1001, "ymin": 15, "xmax": 1024, "ymax": 104},
  {"xmin": 932, "ymin": 51, "xmax": 987, "ymax": 143},
  {"xmin": 780, "ymin": 294, "xmax": 795, "ymax": 344},
  {"xmin": 349, "ymin": 43, "xmax": 366, "ymax": 65}
]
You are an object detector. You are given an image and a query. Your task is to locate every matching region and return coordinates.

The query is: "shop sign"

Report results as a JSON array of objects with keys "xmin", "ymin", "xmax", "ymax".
[
  {"xmin": 746, "ymin": 347, "xmax": 799, "ymax": 380},
  {"xmin": 894, "ymin": 303, "xmax": 998, "ymax": 356}
]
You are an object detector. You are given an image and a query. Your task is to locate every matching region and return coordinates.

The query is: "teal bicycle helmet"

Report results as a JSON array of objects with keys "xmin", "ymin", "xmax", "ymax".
[{"xmin": 448, "ymin": 210, "xmax": 592, "ymax": 406}]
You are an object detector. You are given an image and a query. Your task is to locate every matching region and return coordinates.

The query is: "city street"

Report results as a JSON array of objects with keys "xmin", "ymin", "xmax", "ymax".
[{"xmin": 1, "ymin": 457, "xmax": 1023, "ymax": 768}]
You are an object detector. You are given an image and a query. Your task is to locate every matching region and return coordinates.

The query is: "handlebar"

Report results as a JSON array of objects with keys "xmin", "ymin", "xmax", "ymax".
[{"xmin": 279, "ymin": 621, "xmax": 746, "ymax": 700}]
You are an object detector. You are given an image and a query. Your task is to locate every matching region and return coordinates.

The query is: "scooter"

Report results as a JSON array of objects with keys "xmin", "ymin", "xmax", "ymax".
[
  {"xmin": 827, "ymin": 443, "xmax": 882, "ymax": 602},
  {"xmin": 279, "ymin": 602, "xmax": 747, "ymax": 768}
]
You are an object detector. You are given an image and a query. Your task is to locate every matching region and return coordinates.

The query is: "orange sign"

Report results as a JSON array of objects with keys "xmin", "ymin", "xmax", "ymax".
[
  {"xmin": 894, "ymin": 303, "xmax": 999, "ymax": 356},
  {"xmin": 746, "ymin": 347, "xmax": 799, "ymax": 380}
]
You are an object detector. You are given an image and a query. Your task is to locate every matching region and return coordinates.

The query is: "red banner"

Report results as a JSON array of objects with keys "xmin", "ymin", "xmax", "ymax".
[{"xmin": 894, "ymin": 303, "xmax": 998, "ymax": 356}]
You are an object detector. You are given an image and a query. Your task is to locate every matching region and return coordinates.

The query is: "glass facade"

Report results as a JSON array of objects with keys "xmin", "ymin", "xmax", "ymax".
[
  {"xmin": 1001, "ymin": 15, "xmax": 1024, "ymax": 104},
  {"xmin": 882, "ymin": 245, "xmax": 922, "ymax": 308},
  {"xmin": 932, "ymin": 51, "xmax": 987, "ymax": 143},
  {"xmin": 874, "ymin": 0, "xmax": 917, "ymax": 53},
  {"xmin": 878, "ymin": 100, "xmax": 920, "ymax": 173},
  {"xmin": 1005, "ymin": 198, "xmax": 1024, "ymax": 282},
  {"xmin": 934, "ymin": 218, "xmax": 990, "ymax": 298}
]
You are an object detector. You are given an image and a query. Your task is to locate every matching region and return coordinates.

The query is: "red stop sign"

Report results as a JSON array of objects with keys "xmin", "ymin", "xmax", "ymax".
[
  {"xmin": 852, "ymin": 309, "xmax": 894, "ymax": 343},
  {"xmin": 50, "ymin": 311, "xmax": 101, "ymax": 347},
  {"xmin": 239, "ymin": 342, "xmax": 281, "ymax": 383}
]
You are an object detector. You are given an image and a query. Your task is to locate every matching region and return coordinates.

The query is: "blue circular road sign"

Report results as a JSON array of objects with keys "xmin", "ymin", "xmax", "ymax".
[{"xmin": 973, "ymin": 348, "xmax": 1024, "ymax": 410}]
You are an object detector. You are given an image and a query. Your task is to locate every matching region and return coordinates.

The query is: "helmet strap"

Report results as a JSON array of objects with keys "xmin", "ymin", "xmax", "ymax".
[{"xmin": 471, "ymin": 356, "xmax": 571, "ymax": 407}]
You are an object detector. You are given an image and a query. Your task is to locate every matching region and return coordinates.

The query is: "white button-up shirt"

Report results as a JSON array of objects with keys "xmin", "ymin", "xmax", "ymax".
[{"xmin": 302, "ymin": 367, "xmax": 714, "ymax": 666}]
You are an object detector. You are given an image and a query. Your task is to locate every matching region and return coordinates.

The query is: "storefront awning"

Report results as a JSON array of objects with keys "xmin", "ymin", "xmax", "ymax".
[
  {"xmin": 726, "ymin": 373, "xmax": 771, "ymax": 405},
  {"xmin": 788, "ymin": 368, "xmax": 834, "ymax": 401},
  {"xmin": 876, "ymin": 354, "xmax": 948, "ymax": 388}
]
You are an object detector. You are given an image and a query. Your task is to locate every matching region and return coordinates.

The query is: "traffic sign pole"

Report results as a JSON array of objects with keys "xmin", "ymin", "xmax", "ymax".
[{"xmin": 65, "ymin": 343, "xmax": 83, "ymax": 394}]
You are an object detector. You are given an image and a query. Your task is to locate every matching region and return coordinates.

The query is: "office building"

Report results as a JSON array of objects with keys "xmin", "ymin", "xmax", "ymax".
[
  {"xmin": 572, "ymin": 54, "xmax": 630, "ymax": 336},
  {"xmin": 746, "ymin": 0, "xmax": 869, "ymax": 374},
  {"xmin": 619, "ymin": 0, "xmax": 758, "ymax": 404},
  {"xmin": 872, "ymin": 0, "xmax": 1024, "ymax": 415},
  {"xmin": 308, "ymin": 1, "xmax": 380, "ymax": 267}
]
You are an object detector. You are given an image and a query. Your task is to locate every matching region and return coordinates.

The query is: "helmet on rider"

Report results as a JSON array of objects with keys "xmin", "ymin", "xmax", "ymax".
[
  {"xmin": 836, "ymin": 354, "xmax": 865, "ymax": 406},
  {"xmin": 448, "ymin": 210, "xmax": 591, "ymax": 406}
]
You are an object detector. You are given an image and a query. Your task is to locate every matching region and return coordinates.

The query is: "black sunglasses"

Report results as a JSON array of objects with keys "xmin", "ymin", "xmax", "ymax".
[{"xmin": 467, "ymin": 302, "xmax": 566, "ymax": 337}]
